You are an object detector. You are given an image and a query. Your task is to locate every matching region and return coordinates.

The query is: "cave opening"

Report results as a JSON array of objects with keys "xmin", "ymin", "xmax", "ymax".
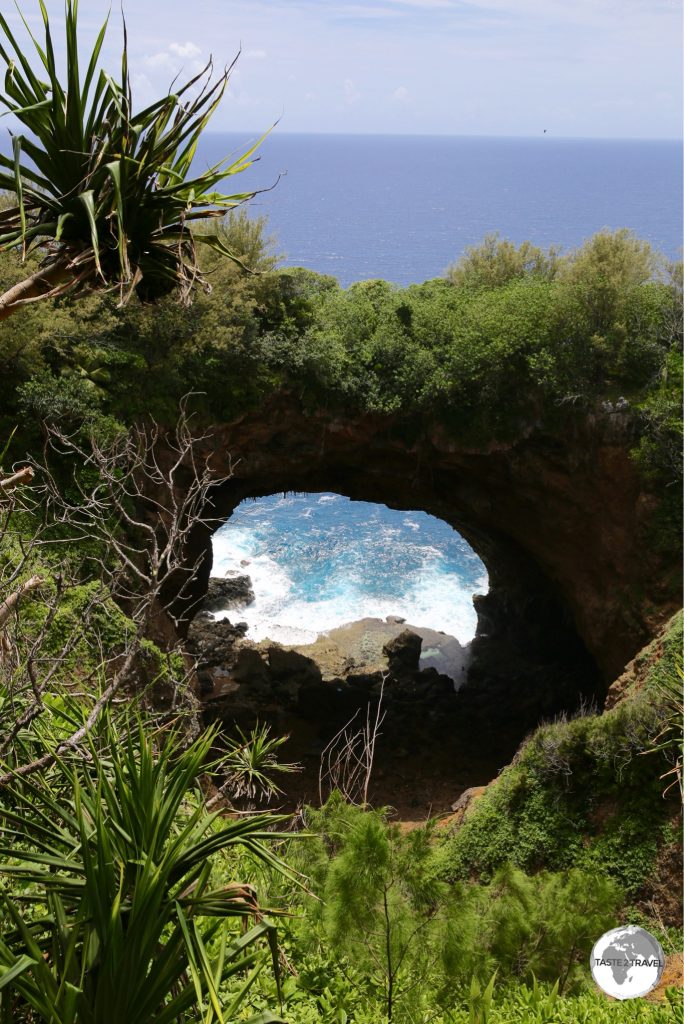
[
  {"xmin": 186, "ymin": 485, "xmax": 602, "ymax": 819},
  {"xmin": 210, "ymin": 491, "xmax": 488, "ymax": 683}
]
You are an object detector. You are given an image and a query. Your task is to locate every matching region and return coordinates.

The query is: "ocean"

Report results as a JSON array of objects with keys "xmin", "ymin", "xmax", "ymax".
[
  {"xmin": 207, "ymin": 133, "xmax": 681, "ymax": 643},
  {"xmin": 199, "ymin": 132, "xmax": 683, "ymax": 287},
  {"xmin": 212, "ymin": 493, "xmax": 488, "ymax": 646}
]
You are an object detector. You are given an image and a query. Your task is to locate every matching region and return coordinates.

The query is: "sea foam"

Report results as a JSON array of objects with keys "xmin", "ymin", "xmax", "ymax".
[{"xmin": 211, "ymin": 493, "xmax": 488, "ymax": 645}]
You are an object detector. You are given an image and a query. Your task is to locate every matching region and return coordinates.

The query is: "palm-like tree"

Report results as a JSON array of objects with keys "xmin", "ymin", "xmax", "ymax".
[{"xmin": 0, "ymin": 1, "xmax": 267, "ymax": 321}]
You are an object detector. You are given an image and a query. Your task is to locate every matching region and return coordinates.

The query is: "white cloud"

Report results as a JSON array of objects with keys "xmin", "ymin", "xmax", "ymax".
[
  {"xmin": 343, "ymin": 77, "xmax": 361, "ymax": 102},
  {"xmin": 393, "ymin": 85, "xmax": 409, "ymax": 100},
  {"xmin": 243, "ymin": 48, "xmax": 267, "ymax": 59},
  {"xmin": 144, "ymin": 51, "xmax": 174, "ymax": 70},
  {"xmin": 169, "ymin": 41, "xmax": 201, "ymax": 58},
  {"xmin": 143, "ymin": 41, "xmax": 205, "ymax": 79}
]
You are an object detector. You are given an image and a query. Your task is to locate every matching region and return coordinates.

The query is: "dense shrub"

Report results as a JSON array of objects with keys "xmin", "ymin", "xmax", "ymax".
[
  {"xmin": 435, "ymin": 615, "xmax": 682, "ymax": 891},
  {"xmin": 2, "ymin": 227, "xmax": 680, "ymax": 448}
]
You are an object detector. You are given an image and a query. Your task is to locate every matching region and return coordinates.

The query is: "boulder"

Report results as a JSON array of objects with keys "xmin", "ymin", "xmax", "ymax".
[
  {"xmin": 267, "ymin": 645, "xmax": 322, "ymax": 685},
  {"xmin": 186, "ymin": 616, "xmax": 247, "ymax": 668},
  {"xmin": 382, "ymin": 629, "xmax": 422, "ymax": 675},
  {"xmin": 233, "ymin": 646, "xmax": 270, "ymax": 682},
  {"xmin": 201, "ymin": 574, "xmax": 254, "ymax": 613},
  {"xmin": 450, "ymin": 785, "xmax": 487, "ymax": 814}
]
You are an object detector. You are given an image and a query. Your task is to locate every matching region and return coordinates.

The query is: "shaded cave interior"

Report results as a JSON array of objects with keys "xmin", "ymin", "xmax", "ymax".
[{"xmin": 176, "ymin": 471, "xmax": 604, "ymax": 817}]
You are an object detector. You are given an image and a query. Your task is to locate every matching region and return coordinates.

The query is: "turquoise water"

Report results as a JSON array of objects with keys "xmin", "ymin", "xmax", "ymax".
[{"xmin": 212, "ymin": 493, "xmax": 487, "ymax": 645}]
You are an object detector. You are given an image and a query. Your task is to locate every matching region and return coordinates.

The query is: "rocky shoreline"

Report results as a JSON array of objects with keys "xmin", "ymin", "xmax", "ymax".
[
  {"xmin": 186, "ymin": 572, "xmax": 599, "ymax": 816},
  {"xmin": 188, "ymin": 574, "xmax": 468, "ymax": 706},
  {"xmin": 186, "ymin": 574, "xmax": 493, "ymax": 815}
]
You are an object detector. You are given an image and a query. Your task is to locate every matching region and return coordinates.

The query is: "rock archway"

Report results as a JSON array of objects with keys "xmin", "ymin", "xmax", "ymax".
[
  {"xmin": 154, "ymin": 392, "xmax": 679, "ymax": 813},
  {"xmin": 175, "ymin": 392, "xmax": 676, "ymax": 683}
]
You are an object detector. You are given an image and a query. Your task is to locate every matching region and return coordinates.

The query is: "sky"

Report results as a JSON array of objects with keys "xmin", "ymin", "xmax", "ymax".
[{"xmin": 4, "ymin": 0, "xmax": 683, "ymax": 139}]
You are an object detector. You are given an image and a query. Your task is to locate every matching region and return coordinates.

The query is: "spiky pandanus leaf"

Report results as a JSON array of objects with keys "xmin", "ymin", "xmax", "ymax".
[
  {"xmin": 0, "ymin": 0, "xmax": 269, "ymax": 318},
  {"xmin": 0, "ymin": 711, "xmax": 288, "ymax": 1023}
]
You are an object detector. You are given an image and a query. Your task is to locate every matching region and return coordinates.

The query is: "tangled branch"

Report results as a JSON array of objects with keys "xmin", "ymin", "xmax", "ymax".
[{"xmin": 0, "ymin": 399, "xmax": 231, "ymax": 783}]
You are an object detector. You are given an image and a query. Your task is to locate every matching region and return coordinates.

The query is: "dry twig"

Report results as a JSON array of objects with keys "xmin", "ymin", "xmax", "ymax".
[
  {"xmin": 0, "ymin": 399, "xmax": 231, "ymax": 781},
  {"xmin": 319, "ymin": 677, "xmax": 387, "ymax": 806}
]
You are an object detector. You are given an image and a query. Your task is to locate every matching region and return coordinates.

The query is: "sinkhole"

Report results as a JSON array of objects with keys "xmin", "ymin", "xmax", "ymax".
[{"xmin": 197, "ymin": 490, "xmax": 600, "ymax": 816}]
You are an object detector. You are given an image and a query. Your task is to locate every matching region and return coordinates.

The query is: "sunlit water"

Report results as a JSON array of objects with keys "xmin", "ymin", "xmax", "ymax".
[
  {"xmin": 211, "ymin": 493, "xmax": 488, "ymax": 645},
  {"xmin": 197, "ymin": 133, "xmax": 683, "ymax": 287}
]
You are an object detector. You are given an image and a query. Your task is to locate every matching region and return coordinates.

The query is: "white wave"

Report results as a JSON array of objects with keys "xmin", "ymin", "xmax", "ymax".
[
  {"xmin": 211, "ymin": 526, "xmax": 257, "ymax": 565},
  {"xmin": 212, "ymin": 529, "xmax": 296, "ymax": 637},
  {"xmin": 210, "ymin": 496, "xmax": 489, "ymax": 647},
  {"xmin": 210, "ymin": 559, "xmax": 486, "ymax": 648}
]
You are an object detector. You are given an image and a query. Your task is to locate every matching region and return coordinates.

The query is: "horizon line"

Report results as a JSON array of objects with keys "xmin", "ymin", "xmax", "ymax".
[{"xmin": 205, "ymin": 128, "xmax": 684, "ymax": 144}]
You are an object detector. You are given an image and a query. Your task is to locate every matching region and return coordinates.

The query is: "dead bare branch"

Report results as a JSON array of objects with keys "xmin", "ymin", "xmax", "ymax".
[
  {"xmin": 0, "ymin": 466, "xmax": 35, "ymax": 492},
  {"xmin": 0, "ymin": 574, "xmax": 44, "ymax": 631},
  {"xmin": 0, "ymin": 397, "xmax": 232, "ymax": 780},
  {"xmin": 319, "ymin": 677, "xmax": 387, "ymax": 806}
]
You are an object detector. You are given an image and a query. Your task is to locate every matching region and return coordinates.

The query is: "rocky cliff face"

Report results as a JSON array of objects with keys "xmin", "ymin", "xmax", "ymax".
[
  {"xmin": 189, "ymin": 607, "xmax": 515, "ymax": 818},
  {"xmin": 168, "ymin": 392, "xmax": 677, "ymax": 693},
  {"xmin": 143, "ymin": 394, "xmax": 680, "ymax": 816}
]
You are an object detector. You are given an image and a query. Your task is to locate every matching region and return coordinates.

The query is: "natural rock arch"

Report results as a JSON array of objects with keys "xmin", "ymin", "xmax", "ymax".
[{"xmin": 166, "ymin": 392, "xmax": 678, "ymax": 716}]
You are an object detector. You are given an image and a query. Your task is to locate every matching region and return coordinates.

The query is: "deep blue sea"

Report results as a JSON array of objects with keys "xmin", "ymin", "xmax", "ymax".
[
  {"xmin": 208, "ymin": 133, "xmax": 681, "ymax": 642},
  {"xmin": 199, "ymin": 132, "xmax": 683, "ymax": 287}
]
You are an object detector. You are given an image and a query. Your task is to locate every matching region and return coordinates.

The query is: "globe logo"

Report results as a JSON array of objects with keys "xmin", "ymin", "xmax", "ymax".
[{"xmin": 591, "ymin": 926, "xmax": 664, "ymax": 999}]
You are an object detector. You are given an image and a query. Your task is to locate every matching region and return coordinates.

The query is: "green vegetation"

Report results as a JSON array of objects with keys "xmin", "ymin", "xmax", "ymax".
[
  {"xmin": 2, "ymin": 225, "xmax": 680, "ymax": 504},
  {"xmin": 275, "ymin": 797, "xmax": 621, "ymax": 1017},
  {"xmin": 0, "ymin": 3, "xmax": 680, "ymax": 1020},
  {"xmin": 0, "ymin": 711, "xmax": 288, "ymax": 1024},
  {"xmin": 182, "ymin": 792, "xmax": 679, "ymax": 1022},
  {"xmin": 224, "ymin": 723, "xmax": 300, "ymax": 804},
  {"xmin": 446, "ymin": 232, "xmax": 560, "ymax": 288},
  {"xmin": 435, "ymin": 615, "xmax": 682, "ymax": 894},
  {"xmin": 0, "ymin": 216, "xmax": 680, "ymax": 1018}
]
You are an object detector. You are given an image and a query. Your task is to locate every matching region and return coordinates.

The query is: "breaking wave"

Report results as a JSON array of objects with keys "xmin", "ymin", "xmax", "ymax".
[{"xmin": 211, "ymin": 493, "xmax": 488, "ymax": 645}]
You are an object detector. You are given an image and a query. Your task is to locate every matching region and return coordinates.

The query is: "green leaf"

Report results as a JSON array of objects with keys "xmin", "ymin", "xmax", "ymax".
[
  {"xmin": 75, "ymin": 191, "xmax": 102, "ymax": 276},
  {"xmin": 0, "ymin": 0, "xmax": 272, "ymax": 307},
  {"xmin": 0, "ymin": 954, "xmax": 36, "ymax": 991}
]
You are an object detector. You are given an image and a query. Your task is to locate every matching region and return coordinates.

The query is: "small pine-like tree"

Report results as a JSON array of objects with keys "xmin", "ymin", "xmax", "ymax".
[
  {"xmin": 484, "ymin": 864, "xmax": 620, "ymax": 993},
  {"xmin": 312, "ymin": 799, "xmax": 462, "ymax": 1022}
]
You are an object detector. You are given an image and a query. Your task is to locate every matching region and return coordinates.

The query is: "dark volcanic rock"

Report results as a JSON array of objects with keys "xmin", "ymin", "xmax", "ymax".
[
  {"xmin": 187, "ymin": 615, "xmax": 247, "ymax": 668},
  {"xmin": 383, "ymin": 629, "xmax": 422, "ymax": 676},
  {"xmin": 201, "ymin": 575, "xmax": 254, "ymax": 614},
  {"xmin": 267, "ymin": 645, "xmax": 323, "ymax": 686}
]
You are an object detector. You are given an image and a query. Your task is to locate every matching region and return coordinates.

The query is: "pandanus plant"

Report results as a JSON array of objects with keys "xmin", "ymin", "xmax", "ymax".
[
  {"xmin": 0, "ymin": 0, "xmax": 267, "ymax": 321},
  {"xmin": 0, "ymin": 713, "xmax": 291, "ymax": 1023}
]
